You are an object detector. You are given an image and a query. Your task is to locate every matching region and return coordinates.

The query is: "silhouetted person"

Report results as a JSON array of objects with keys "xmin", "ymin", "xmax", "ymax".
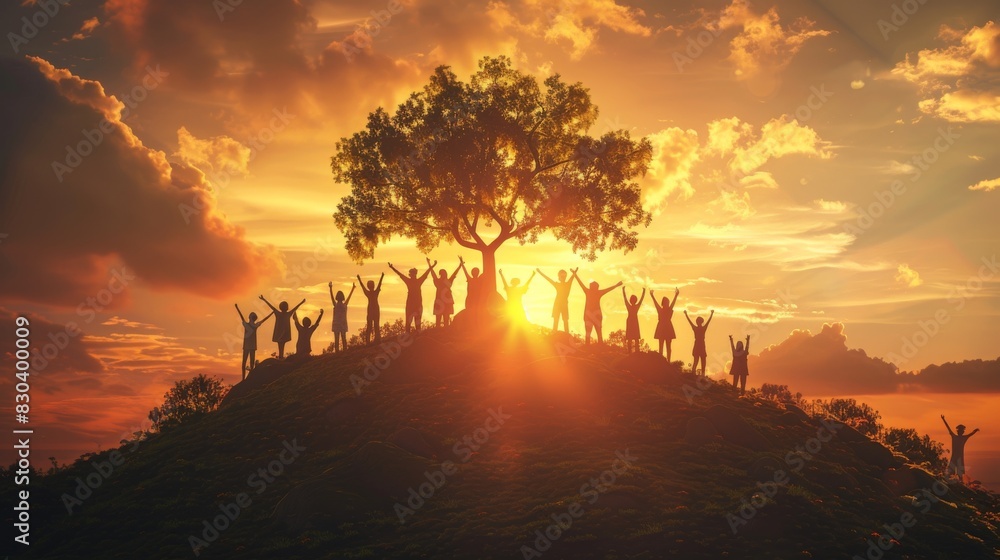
[
  {"xmin": 259, "ymin": 296, "xmax": 305, "ymax": 359},
  {"xmin": 431, "ymin": 257, "xmax": 462, "ymax": 327},
  {"xmin": 729, "ymin": 334, "xmax": 750, "ymax": 394},
  {"xmin": 459, "ymin": 259, "xmax": 483, "ymax": 317},
  {"xmin": 329, "ymin": 281, "xmax": 356, "ymax": 352},
  {"xmin": 500, "ymin": 268, "xmax": 536, "ymax": 322},
  {"xmin": 622, "ymin": 286, "xmax": 646, "ymax": 353},
  {"xmin": 942, "ymin": 415, "xmax": 979, "ymax": 483},
  {"xmin": 293, "ymin": 309, "xmax": 323, "ymax": 356},
  {"xmin": 650, "ymin": 287, "xmax": 679, "ymax": 361},
  {"xmin": 357, "ymin": 272, "xmax": 385, "ymax": 344},
  {"xmin": 537, "ymin": 267, "xmax": 578, "ymax": 332},
  {"xmin": 235, "ymin": 304, "xmax": 272, "ymax": 380},
  {"xmin": 684, "ymin": 309, "xmax": 714, "ymax": 375},
  {"xmin": 389, "ymin": 260, "xmax": 435, "ymax": 333},
  {"xmin": 575, "ymin": 275, "xmax": 623, "ymax": 344}
]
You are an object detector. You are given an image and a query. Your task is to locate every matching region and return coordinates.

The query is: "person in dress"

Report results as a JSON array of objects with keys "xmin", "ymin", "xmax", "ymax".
[
  {"xmin": 500, "ymin": 268, "xmax": 536, "ymax": 322},
  {"xmin": 622, "ymin": 286, "xmax": 646, "ymax": 353},
  {"xmin": 430, "ymin": 257, "xmax": 463, "ymax": 327},
  {"xmin": 357, "ymin": 272, "xmax": 385, "ymax": 344},
  {"xmin": 684, "ymin": 309, "xmax": 714, "ymax": 375},
  {"xmin": 329, "ymin": 282, "xmax": 356, "ymax": 352},
  {"xmin": 650, "ymin": 288, "xmax": 680, "ymax": 361},
  {"xmin": 941, "ymin": 415, "xmax": 980, "ymax": 483},
  {"xmin": 537, "ymin": 268, "xmax": 578, "ymax": 332},
  {"xmin": 235, "ymin": 304, "xmax": 272, "ymax": 380},
  {"xmin": 389, "ymin": 260, "xmax": 436, "ymax": 333},
  {"xmin": 574, "ymin": 276, "xmax": 623, "ymax": 344},
  {"xmin": 729, "ymin": 334, "xmax": 750, "ymax": 394},
  {"xmin": 259, "ymin": 296, "xmax": 305, "ymax": 359},
  {"xmin": 293, "ymin": 309, "xmax": 323, "ymax": 356}
]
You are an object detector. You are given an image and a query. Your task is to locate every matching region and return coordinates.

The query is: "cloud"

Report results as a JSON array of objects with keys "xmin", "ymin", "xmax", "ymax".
[
  {"xmin": 893, "ymin": 21, "xmax": 1000, "ymax": 123},
  {"xmin": 969, "ymin": 177, "xmax": 1000, "ymax": 192},
  {"xmin": 909, "ymin": 358, "xmax": 1000, "ymax": 392},
  {"xmin": 712, "ymin": 0, "xmax": 829, "ymax": 90},
  {"xmin": 64, "ymin": 17, "xmax": 100, "ymax": 42},
  {"xmin": 488, "ymin": 0, "xmax": 651, "ymax": 59},
  {"xmin": 174, "ymin": 127, "xmax": 251, "ymax": 176},
  {"xmin": 643, "ymin": 127, "xmax": 700, "ymax": 207},
  {"xmin": 749, "ymin": 322, "xmax": 901, "ymax": 395},
  {"xmin": 706, "ymin": 116, "xmax": 833, "ymax": 176},
  {"xmin": 0, "ymin": 57, "xmax": 280, "ymax": 307},
  {"xmin": 895, "ymin": 264, "xmax": 923, "ymax": 288}
]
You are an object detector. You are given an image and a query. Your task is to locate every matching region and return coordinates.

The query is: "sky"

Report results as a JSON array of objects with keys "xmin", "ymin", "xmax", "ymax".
[{"xmin": 0, "ymin": 0, "xmax": 998, "ymax": 485}]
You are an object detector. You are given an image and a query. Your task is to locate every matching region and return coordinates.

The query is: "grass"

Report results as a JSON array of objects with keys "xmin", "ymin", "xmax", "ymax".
[{"xmin": 3, "ymin": 320, "xmax": 999, "ymax": 559}]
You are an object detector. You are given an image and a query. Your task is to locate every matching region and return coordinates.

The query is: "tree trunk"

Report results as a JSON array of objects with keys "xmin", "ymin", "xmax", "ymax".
[{"xmin": 477, "ymin": 245, "xmax": 505, "ymax": 313}]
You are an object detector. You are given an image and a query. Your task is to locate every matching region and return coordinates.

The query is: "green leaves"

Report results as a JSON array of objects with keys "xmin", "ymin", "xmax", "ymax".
[{"xmin": 332, "ymin": 55, "xmax": 652, "ymax": 264}]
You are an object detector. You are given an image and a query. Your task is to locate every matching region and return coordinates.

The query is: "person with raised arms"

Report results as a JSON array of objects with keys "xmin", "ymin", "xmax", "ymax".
[
  {"xmin": 329, "ymin": 281, "xmax": 356, "ymax": 352},
  {"xmin": 235, "ymin": 303, "xmax": 272, "ymax": 380},
  {"xmin": 650, "ymin": 287, "xmax": 680, "ymax": 361},
  {"xmin": 259, "ymin": 295, "xmax": 305, "ymax": 359},
  {"xmin": 357, "ymin": 272, "xmax": 385, "ymax": 344},
  {"xmin": 537, "ymin": 268, "xmax": 578, "ymax": 332},
  {"xmin": 575, "ymin": 275, "xmax": 623, "ymax": 344},
  {"xmin": 389, "ymin": 260, "xmax": 436, "ymax": 333}
]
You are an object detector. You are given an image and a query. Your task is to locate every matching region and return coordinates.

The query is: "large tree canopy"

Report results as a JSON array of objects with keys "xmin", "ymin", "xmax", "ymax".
[{"xmin": 332, "ymin": 56, "xmax": 652, "ymax": 294}]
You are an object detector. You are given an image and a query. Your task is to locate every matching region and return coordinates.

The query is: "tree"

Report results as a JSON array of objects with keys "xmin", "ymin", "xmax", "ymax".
[
  {"xmin": 750, "ymin": 383, "xmax": 804, "ymax": 405},
  {"xmin": 881, "ymin": 427, "xmax": 947, "ymax": 472},
  {"xmin": 606, "ymin": 329, "xmax": 650, "ymax": 352},
  {"xmin": 815, "ymin": 398, "xmax": 883, "ymax": 439},
  {"xmin": 148, "ymin": 374, "xmax": 230, "ymax": 431},
  {"xmin": 332, "ymin": 56, "xmax": 653, "ymax": 299}
]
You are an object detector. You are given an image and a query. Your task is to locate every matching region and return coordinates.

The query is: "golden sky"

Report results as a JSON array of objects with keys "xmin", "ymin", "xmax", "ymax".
[{"xmin": 0, "ymin": 0, "xmax": 998, "ymax": 481}]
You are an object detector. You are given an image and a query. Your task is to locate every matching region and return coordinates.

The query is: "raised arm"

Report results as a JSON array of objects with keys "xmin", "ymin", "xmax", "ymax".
[
  {"xmin": 235, "ymin": 303, "xmax": 246, "ymax": 323},
  {"xmin": 450, "ymin": 261, "xmax": 463, "ymax": 281},
  {"xmin": 525, "ymin": 270, "xmax": 537, "ymax": 288},
  {"xmin": 536, "ymin": 268, "xmax": 555, "ymax": 286},
  {"xmin": 650, "ymin": 290, "xmax": 661, "ymax": 310},
  {"xmin": 328, "ymin": 282, "xmax": 336, "ymax": 306},
  {"xmin": 970, "ymin": 428, "xmax": 980, "ymax": 437},
  {"xmin": 499, "ymin": 269, "xmax": 508, "ymax": 290},
  {"xmin": 459, "ymin": 256, "xmax": 471, "ymax": 280},
  {"xmin": 621, "ymin": 286, "xmax": 629, "ymax": 306},
  {"xmin": 290, "ymin": 298, "xmax": 306, "ymax": 313},
  {"xmin": 684, "ymin": 310, "xmax": 695, "ymax": 328},
  {"xmin": 419, "ymin": 259, "xmax": 437, "ymax": 282},
  {"xmin": 258, "ymin": 311, "xmax": 274, "ymax": 325},
  {"xmin": 345, "ymin": 284, "xmax": 357, "ymax": 304},
  {"xmin": 356, "ymin": 275, "xmax": 369, "ymax": 295},
  {"xmin": 638, "ymin": 288, "xmax": 646, "ymax": 306},
  {"xmin": 292, "ymin": 311, "xmax": 301, "ymax": 327},
  {"xmin": 941, "ymin": 415, "xmax": 955, "ymax": 436},
  {"xmin": 729, "ymin": 335, "xmax": 735, "ymax": 352},
  {"xmin": 705, "ymin": 309, "xmax": 715, "ymax": 327},
  {"xmin": 600, "ymin": 281, "xmax": 624, "ymax": 296},
  {"xmin": 574, "ymin": 273, "xmax": 587, "ymax": 291},
  {"xmin": 376, "ymin": 272, "xmax": 385, "ymax": 290},
  {"xmin": 259, "ymin": 295, "xmax": 278, "ymax": 312},
  {"xmin": 388, "ymin": 263, "xmax": 405, "ymax": 280},
  {"xmin": 314, "ymin": 309, "xmax": 324, "ymax": 328},
  {"xmin": 670, "ymin": 287, "xmax": 680, "ymax": 309},
  {"xmin": 745, "ymin": 335, "xmax": 751, "ymax": 353}
]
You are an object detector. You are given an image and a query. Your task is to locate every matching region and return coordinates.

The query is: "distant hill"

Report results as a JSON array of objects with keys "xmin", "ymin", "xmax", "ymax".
[{"xmin": 4, "ymin": 320, "xmax": 999, "ymax": 559}]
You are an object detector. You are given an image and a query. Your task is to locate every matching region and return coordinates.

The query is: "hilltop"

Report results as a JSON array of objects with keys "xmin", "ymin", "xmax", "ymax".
[{"xmin": 4, "ymin": 319, "xmax": 1000, "ymax": 559}]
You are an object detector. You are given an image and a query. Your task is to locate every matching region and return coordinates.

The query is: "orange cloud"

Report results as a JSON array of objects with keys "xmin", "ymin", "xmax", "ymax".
[
  {"xmin": 0, "ymin": 57, "xmax": 280, "ymax": 307},
  {"xmin": 895, "ymin": 264, "xmax": 923, "ymax": 288},
  {"xmin": 893, "ymin": 21, "xmax": 1000, "ymax": 123},
  {"xmin": 969, "ymin": 177, "xmax": 1000, "ymax": 192},
  {"xmin": 713, "ymin": 0, "xmax": 830, "ymax": 91}
]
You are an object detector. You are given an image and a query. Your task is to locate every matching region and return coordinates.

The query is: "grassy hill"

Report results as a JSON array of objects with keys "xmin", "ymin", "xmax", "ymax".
[{"xmin": 5, "ymin": 319, "xmax": 1000, "ymax": 559}]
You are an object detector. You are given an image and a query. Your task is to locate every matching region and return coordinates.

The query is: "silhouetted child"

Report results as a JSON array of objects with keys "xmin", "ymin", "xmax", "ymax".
[
  {"xmin": 329, "ymin": 282, "xmax": 356, "ymax": 352},
  {"xmin": 650, "ymin": 287, "xmax": 679, "ymax": 360},
  {"xmin": 459, "ymin": 259, "xmax": 483, "ymax": 317},
  {"xmin": 235, "ymin": 303, "xmax": 273, "ymax": 380},
  {"xmin": 259, "ymin": 296, "xmax": 305, "ymax": 359},
  {"xmin": 942, "ymin": 415, "xmax": 979, "ymax": 483},
  {"xmin": 622, "ymin": 286, "xmax": 645, "ymax": 353},
  {"xmin": 293, "ymin": 309, "xmax": 323, "ymax": 356},
  {"xmin": 575, "ymin": 275, "xmax": 623, "ymax": 344},
  {"xmin": 500, "ymin": 268, "xmax": 535, "ymax": 322},
  {"xmin": 389, "ymin": 260, "xmax": 435, "ymax": 333},
  {"xmin": 729, "ymin": 334, "xmax": 750, "ymax": 394},
  {"xmin": 357, "ymin": 272, "xmax": 385, "ymax": 344},
  {"xmin": 430, "ymin": 256, "xmax": 463, "ymax": 327},
  {"xmin": 684, "ymin": 309, "xmax": 714, "ymax": 375},
  {"xmin": 538, "ymin": 268, "xmax": 578, "ymax": 332}
]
